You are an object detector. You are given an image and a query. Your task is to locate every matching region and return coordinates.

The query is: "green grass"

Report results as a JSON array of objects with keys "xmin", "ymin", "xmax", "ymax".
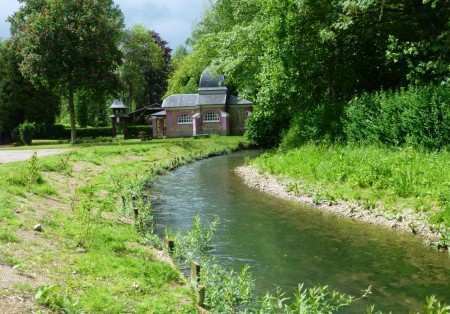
[
  {"xmin": 0, "ymin": 136, "xmax": 246, "ymax": 312},
  {"xmin": 253, "ymin": 144, "xmax": 450, "ymax": 227}
]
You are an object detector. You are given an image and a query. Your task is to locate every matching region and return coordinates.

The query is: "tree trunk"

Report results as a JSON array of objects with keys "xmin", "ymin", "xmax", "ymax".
[{"xmin": 68, "ymin": 78, "xmax": 77, "ymax": 143}]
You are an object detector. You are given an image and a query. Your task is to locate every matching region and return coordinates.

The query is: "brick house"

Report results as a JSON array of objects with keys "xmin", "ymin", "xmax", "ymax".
[{"xmin": 151, "ymin": 69, "xmax": 252, "ymax": 138}]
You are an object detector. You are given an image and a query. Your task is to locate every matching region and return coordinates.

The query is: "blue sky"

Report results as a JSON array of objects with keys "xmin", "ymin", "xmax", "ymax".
[{"xmin": 0, "ymin": 0, "xmax": 207, "ymax": 49}]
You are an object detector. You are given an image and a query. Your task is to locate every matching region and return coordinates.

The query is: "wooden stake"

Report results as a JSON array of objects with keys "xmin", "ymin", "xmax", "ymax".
[{"xmin": 191, "ymin": 260, "xmax": 201, "ymax": 285}]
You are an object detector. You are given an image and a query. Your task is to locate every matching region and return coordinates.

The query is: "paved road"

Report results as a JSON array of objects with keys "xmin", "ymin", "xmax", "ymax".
[{"xmin": 0, "ymin": 149, "xmax": 71, "ymax": 164}]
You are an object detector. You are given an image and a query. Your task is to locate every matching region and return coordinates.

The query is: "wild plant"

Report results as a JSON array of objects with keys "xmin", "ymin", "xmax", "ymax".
[
  {"xmin": 75, "ymin": 186, "xmax": 101, "ymax": 249},
  {"xmin": 34, "ymin": 285, "xmax": 81, "ymax": 314},
  {"xmin": 111, "ymin": 174, "xmax": 154, "ymax": 234},
  {"xmin": 421, "ymin": 295, "xmax": 450, "ymax": 314},
  {"xmin": 166, "ymin": 215, "xmax": 219, "ymax": 268},
  {"xmin": 200, "ymin": 261, "xmax": 256, "ymax": 313}
]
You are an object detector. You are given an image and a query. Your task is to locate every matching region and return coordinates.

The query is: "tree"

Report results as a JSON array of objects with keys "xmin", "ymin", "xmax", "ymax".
[
  {"xmin": 120, "ymin": 24, "xmax": 164, "ymax": 111},
  {"xmin": 146, "ymin": 31, "xmax": 172, "ymax": 105},
  {"xmin": 9, "ymin": 0, "xmax": 124, "ymax": 143},
  {"xmin": 0, "ymin": 39, "xmax": 60, "ymax": 132}
]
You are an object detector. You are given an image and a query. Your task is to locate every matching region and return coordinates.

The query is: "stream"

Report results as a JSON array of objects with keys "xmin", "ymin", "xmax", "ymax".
[{"xmin": 151, "ymin": 151, "xmax": 450, "ymax": 313}]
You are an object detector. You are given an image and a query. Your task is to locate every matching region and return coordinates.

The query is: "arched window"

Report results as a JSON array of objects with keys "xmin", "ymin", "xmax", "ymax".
[
  {"xmin": 203, "ymin": 112, "xmax": 220, "ymax": 122},
  {"xmin": 177, "ymin": 114, "xmax": 193, "ymax": 124}
]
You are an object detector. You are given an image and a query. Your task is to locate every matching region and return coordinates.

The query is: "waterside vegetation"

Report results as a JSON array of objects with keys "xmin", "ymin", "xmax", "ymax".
[{"xmin": 0, "ymin": 136, "xmax": 245, "ymax": 313}]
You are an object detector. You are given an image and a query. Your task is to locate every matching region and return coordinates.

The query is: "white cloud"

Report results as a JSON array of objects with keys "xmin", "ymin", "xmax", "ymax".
[{"xmin": 0, "ymin": 0, "xmax": 206, "ymax": 48}]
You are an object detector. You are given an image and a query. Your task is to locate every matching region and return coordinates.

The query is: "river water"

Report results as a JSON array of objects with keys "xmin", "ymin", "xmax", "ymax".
[{"xmin": 151, "ymin": 151, "xmax": 450, "ymax": 313}]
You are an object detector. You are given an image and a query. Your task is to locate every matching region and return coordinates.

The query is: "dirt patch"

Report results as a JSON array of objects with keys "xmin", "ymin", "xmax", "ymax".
[
  {"xmin": 0, "ymin": 263, "xmax": 49, "ymax": 314},
  {"xmin": 235, "ymin": 165, "xmax": 442, "ymax": 243}
]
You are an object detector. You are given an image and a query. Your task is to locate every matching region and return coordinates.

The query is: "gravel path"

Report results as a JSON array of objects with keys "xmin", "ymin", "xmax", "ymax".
[{"xmin": 0, "ymin": 149, "xmax": 71, "ymax": 164}]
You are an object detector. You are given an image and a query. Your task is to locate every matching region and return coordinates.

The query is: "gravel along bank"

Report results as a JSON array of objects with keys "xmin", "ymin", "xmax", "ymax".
[{"xmin": 235, "ymin": 165, "xmax": 442, "ymax": 244}]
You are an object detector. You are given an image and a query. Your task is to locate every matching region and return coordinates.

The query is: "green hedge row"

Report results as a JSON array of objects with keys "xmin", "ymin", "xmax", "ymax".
[
  {"xmin": 281, "ymin": 85, "xmax": 450, "ymax": 150},
  {"xmin": 35, "ymin": 124, "xmax": 152, "ymax": 140},
  {"xmin": 344, "ymin": 85, "xmax": 450, "ymax": 149}
]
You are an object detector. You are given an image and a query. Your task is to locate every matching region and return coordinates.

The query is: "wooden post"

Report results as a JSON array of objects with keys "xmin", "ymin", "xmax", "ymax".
[
  {"xmin": 197, "ymin": 285, "xmax": 205, "ymax": 308},
  {"xmin": 164, "ymin": 238, "xmax": 174, "ymax": 253},
  {"xmin": 132, "ymin": 196, "xmax": 139, "ymax": 219},
  {"xmin": 191, "ymin": 260, "xmax": 201, "ymax": 285}
]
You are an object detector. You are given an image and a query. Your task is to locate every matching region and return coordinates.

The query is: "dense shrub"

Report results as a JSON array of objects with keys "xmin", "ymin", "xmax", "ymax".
[
  {"xmin": 76, "ymin": 127, "xmax": 112, "ymax": 138},
  {"xmin": 34, "ymin": 124, "xmax": 68, "ymax": 139},
  {"xmin": 344, "ymin": 85, "xmax": 450, "ymax": 149},
  {"xmin": 35, "ymin": 124, "xmax": 152, "ymax": 140},
  {"xmin": 280, "ymin": 101, "xmax": 345, "ymax": 150},
  {"xmin": 128, "ymin": 125, "xmax": 152, "ymax": 138},
  {"xmin": 18, "ymin": 121, "xmax": 36, "ymax": 145}
]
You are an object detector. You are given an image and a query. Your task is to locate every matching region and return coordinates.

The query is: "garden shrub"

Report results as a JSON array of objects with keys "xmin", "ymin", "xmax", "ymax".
[
  {"xmin": 18, "ymin": 121, "xmax": 36, "ymax": 145},
  {"xmin": 128, "ymin": 125, "xmax": 152, "ymax": 138}
]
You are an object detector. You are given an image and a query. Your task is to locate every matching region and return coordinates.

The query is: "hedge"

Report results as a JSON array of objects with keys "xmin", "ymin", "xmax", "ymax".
[{"xmin": 35, "ymin": 124, "xmax": 152, "ymax": 140}]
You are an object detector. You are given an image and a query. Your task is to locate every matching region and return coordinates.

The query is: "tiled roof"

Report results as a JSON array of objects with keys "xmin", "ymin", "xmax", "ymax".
[{"xmin": 162, "ymin": 94, "xmax": 198, "ymax": 108}]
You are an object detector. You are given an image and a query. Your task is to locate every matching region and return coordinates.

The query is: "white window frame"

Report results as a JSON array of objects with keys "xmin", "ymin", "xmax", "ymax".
[
  {"xmin": 177, "ymin": 114, "xmax": 193, "ymax": 124},
  {"xmin": 203, "ymin": 112, "xmax": 220, "ymax": 123}
]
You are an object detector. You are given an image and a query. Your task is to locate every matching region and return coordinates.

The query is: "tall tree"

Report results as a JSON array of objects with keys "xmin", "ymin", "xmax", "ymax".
[
  {"xmin": 9, "ymin": 0, "xmax": 124, "ymax": 143},
  {"xmin": 145, "ymin": 31, "xmax": 172, "ymax": 106},
  {"xmin": 120, "ymin": 24, "xmax": 164, "ymax": 111},
  {"xmin": 0, "ymin": 39, "xmax": 60, "ymax": 132}
]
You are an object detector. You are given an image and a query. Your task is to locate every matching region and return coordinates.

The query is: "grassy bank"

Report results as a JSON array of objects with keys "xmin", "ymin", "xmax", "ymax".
[
  {"xmin": 251, "ymin": 144, "xmax": 450, "ymax": 244},
  {"xmin": 0, "ymin": 136, "xmax": 246, "ymax": 313}
]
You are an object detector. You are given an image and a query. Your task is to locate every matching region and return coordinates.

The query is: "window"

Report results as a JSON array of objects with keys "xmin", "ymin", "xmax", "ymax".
[
  {"xmin": 203, "ymin": 112, "xmax": 220, "ymax": 122},
  {"xmin": 177, "ymin": 114, "xmax": 193, "ymax": 124}
]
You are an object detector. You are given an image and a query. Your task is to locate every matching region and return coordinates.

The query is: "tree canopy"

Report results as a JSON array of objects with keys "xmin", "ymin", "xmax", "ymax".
[
  {"xmin": 167, "ymin": 0, "xmax": 450, "ymax": 146},
  {"xmin": 9, "ymin": 0, "xmax": 124, "ymax": 142},
  {"xmin": 0, "ymin": 39, "xmax": 60, "ymax": 131},
  {"xmin": 119, "ymin": 24, "xmax": 165, "ymax": 111}
]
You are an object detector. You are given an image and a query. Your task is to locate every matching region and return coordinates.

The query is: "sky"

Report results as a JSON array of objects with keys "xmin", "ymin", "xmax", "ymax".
[{"xmin": 0, "ymin": 0, "xmax": 207, "ymax": 50}]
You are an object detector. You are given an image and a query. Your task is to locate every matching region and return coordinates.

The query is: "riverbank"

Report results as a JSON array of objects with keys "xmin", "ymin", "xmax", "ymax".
[
  {"xmin": 235, "ymin": 165, "xmax": 441, "ymax": 243},
  {"xmin": 0, "ymin": 136, "xmax": 246, "ymax": 313}
]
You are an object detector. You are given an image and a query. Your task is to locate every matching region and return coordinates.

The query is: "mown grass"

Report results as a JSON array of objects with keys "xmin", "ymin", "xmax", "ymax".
[
  {"xmin": 0, "ymin": 136, "xmax": 246, "ymax": 313},
  {"xmin": 253, "ymin": 144, "xmax": 450, "ymax": 229}
]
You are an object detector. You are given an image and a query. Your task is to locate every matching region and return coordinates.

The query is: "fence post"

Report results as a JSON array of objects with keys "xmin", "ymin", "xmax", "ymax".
[
  {"xmin": 197, "ymin": 285, "xmax": 205, "ymax": 308},
  {"xmin": 191, "ymin": 260, "xmax": 201, "ymax": 285},
  {"xmin": 164, "ymin": 238, "xmax": 174, "ymax": 253}
]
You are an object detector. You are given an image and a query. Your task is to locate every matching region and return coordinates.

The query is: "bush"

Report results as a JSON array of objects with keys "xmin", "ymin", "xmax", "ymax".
[
  {"xmin": 34, "ymin": 124, "xmax": 70, "ymax": 139},
  {"xmin": 128, "ymin": 125, "xmax": 152, "ymax": 138},
  {"xmin": 76, "ymin": 127, "xmax": 112, "ymax": 138},
  {"xmin": 280, "ymin": 101, "xmax": 345, "ymax": 150},
  {"xmin": 18, "ymin": 121, "xmax": 36, "ymax": 145},
  {"xmin": 344, "ymin": 85, "xmax": 450, "ymax": 149},
  {"xmin": 35, "ymin": 124, "xmax": 151, "ymax": 140}
]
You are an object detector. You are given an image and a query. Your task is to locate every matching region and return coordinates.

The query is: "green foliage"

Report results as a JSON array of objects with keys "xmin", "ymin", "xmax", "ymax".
[
  {"xmin": 344, "ymin": 85, "xmax": 450, "ymax": 149},
  {"xmin": 120, "ymin": 24, "xmax": 165, "ymax": 110},
  {"xmin": 7, "ymin": 152, "xmax": 44, "ymax": 189},
  {"xmin": 422, "ymin": 295, "xmax": 450, "ymax": 314},
  {"xmin": 0, "ymin": 40, "xmax": 60, "ymax": 131},
  {"xmin": 167, "ymin": 215, "xmax": 219, "ymax": 268},
  {"xmin": 18, "ymin": 121, "xmax": 36, "ymax": 145},
  {"xmin": 128, "ymin": 125, "xmax": 152, "ymax": 138},
  {"xmin": 252, "ymin": 144, "xmax": 450, "ymax": 228},
  {"xmin": 259, "ymin": 284, "xmax": 360, "ymax": 314},
  {"xmin": 166, "ymin": 0, "xmax": 450, "ymax": 147},
  {"xmin": 9, "ymin": 0, "xmax": 124, "ymax": 142},
  {"xmin": 35, "ymin": 285, "xmax": 81, "ymax": 314},
  {"xmin": 281, "ymin": 101, "xmax": 345, "ymax": 149}
]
